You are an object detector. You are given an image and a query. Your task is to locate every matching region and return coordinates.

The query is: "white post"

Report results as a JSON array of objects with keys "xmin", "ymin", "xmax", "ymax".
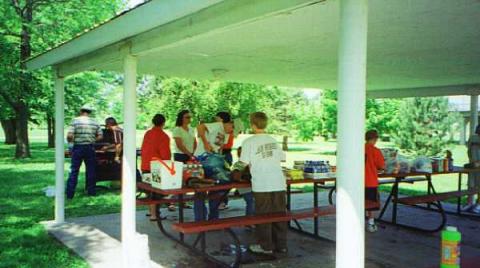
[
  {"xmin": 460, "ymin": 117, "xmax": 467, "ymax": 145},
  {"xmin": 54, "ymin": 74, "xmax": 65, "ymax": 223},
  {"xmin": 470, "ymin": 95, "xmax": 478, "ymax": 137},
  {"xmin": 336, "ymin": 0, "xmax": 368, "ymax": 268},
  {"xmin": 122, "ymin": 54, "xmax": 137, "ymax": 266}
]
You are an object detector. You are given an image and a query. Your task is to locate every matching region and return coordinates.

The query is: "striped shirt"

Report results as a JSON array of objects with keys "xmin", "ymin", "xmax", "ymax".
[{"xmin": 68, "ymin": 116, "xmax": 102, "ymax": 145}]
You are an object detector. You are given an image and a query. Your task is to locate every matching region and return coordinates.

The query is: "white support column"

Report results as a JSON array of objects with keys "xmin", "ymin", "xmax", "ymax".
[
  {"xmin": 122, "ymin": 54, "xmax": 138, "ymax": 266},
  {"xmin": 54, "ymin": 74, "xmax": 65, "ymax": 224},
  {"xmin": 460, "ymin": 117, "xmax": 467, "ymax": 145},
  {"xmin": 470, "ymin": 95, "xmax": 478, "ymax": 137},
  {"xmin": 336, "ymin": 0, "xmax": 368, "ymax": 268}
]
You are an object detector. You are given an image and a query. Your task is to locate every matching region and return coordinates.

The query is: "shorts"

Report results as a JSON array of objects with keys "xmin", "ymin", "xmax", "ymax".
[{"xmin": 365, "ymin": 187, "xmax": 380, "ymax": 211}]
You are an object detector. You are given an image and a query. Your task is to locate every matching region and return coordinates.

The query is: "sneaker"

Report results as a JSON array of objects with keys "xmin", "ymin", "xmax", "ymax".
[
  {"xmin": 461, "ymin": 204, "xmax": 475, "ymax": 212},
  {"xmin": 366, "ymin": 223, "xmax": 378, "ymax": 233},
  {"xmin": 218, "ymin": 203, "xmax": 229, "ymax": 210},
  {"xmin": 249, "ymin": 244, "xmax": 273, "ymax": 254},
  {"xmin": 472, "ymin": 204, "xmax": 480, "ymax": 214}
]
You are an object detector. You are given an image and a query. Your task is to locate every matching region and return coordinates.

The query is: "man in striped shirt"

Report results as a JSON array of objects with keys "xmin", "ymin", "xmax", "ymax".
[{"xmin": 66, "ymin": 105, "xmax": 103, "ymax": 199}]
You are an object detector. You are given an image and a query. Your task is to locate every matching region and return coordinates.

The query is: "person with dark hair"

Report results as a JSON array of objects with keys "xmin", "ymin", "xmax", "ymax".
[
  {"xmin": 141, "ymin": 114, "xmax": 173, "ymax": 218},
  {"xmin": 101, "ymin": 117, "xmax": 123, "ymax": 163},
  {"xmin": 465, "ymin": 125, "xmax": 480, "ymax": 213},
  {"xmin": 172, "ymin": 110, "xmax": 196, "ymax": 163},
  {"xmin": 364, "ymin": 129, "xmax": 385, "ymax": 232},
  {"xmin": 66, "ymin": 105, "xmax": 103, "ymax": 199}
]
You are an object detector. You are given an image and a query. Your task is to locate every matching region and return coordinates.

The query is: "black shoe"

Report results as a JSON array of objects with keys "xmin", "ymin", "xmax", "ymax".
[{"xmin": 87, "ymin": 192, "xmax": 96, "ymax": 197}]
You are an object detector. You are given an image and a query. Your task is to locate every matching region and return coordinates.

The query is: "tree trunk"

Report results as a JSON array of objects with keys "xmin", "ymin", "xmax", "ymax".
[
  {"xmin": 1, "ymin": 119, "xmax": 17, "ymax": 144},
  {"xmin": 282, "ymin": 135, "xmax": 289, "ymax": 151},
  {"xmin": 13, "ymin": 0, "xmax": 33, "ymax": 158},
  {"xmin": 47, "ymin": 114, "xmax": 55, "ymax": 148},
  {"xmin": 15, "ymin": 103, "xmax": 31, "ymax": 158}
]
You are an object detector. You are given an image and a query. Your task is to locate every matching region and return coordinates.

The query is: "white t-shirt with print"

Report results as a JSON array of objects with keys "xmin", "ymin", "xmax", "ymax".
[
  {"xmin": 195, "ymin": 122, "xmax": 225, "ymax": 156},
  {"xmin": 172, "ymin": 126, "xmax": 196, "ymax": 154},
  {"xmin": 240, "ymin": 134, "xmax": 286, "ymax": 193}
]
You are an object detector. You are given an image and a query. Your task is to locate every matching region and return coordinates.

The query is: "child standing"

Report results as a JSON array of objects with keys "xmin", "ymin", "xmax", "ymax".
[
  {"xmin": 240, "ymin": 112, "xmax": 287, "ymax": 254},
  {"xmin": 364, "ymin": 130, "xmax": 385, "ymax": 233}
]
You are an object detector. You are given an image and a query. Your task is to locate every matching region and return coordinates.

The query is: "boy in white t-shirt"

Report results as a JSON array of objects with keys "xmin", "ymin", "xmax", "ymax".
[{"xmin": 240, "ymin": 112, "xmax": 287, "ymax": 255}]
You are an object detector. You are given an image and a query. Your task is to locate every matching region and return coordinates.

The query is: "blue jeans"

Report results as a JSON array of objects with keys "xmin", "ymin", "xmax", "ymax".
[
  {"xmin": 243, "ymin": 192, "xmax": 255, "ymax": 216},
  {"xmin": 193, "ymin": 191, "xmax": 227, "ymax": 221},
  {"xmin": 66, "ymin": 144, "xmax": 96, "ymax": 198}
]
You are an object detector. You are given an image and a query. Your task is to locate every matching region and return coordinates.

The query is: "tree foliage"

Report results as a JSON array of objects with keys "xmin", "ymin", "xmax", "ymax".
[
  {"xmin": 0, "ymin": 0, "xmax": 124, "ymax": 155},
  {"xmin": 391, "ymin": 97, "xmax": 459, "ymax": 156}
]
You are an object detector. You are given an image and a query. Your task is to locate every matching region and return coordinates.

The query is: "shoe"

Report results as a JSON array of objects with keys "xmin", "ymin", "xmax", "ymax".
[
  {"xmin": 248, "ymin": 244, "xmax": 273, "ymax": 254},
  {"xmin": 275, "ymin": 248, "xmax": 288, "ymax": 254},
  {"xmin": 218, "ymin": 203, "xmax": 229, "ymax": 210},
  {"xmin": 168, "ymin": 204, "xmax": 176, "ymax": 212},
  {"xmin": 461, "ymin": 204, "xmax": 474, "ymax": 212},
  {"xmin": 471, "ymin": 204, "xmax": 480, "ymax": 214},
  {"xmin": 366, "ymin": 223, "xmax": 378, "ymax": 233}
]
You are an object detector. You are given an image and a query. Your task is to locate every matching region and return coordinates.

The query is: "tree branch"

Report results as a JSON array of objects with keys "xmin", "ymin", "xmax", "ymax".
[
  {"xmin": 11, "ymin": 0, "xmax": 23, "ymax": 16},
  {"xmin": 0, "ymin": 30, "xmax": 21, "ymax": 38},
  {"xmin": 0, "ymin": 90, "xmax": 18, "ymax": 111},
  {"xmin": 32, "ymin": 0, "xmax": 70, "ymax": 10}
]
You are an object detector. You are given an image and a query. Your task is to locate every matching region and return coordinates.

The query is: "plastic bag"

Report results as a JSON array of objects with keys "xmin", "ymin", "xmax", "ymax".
[
  {"xmin": 412, "ymin": 156, "xmax": 433, "ymax": 173},
  {"xmin": 196, "ymin": 153, "xmax": 231, "ymax": 184},
  {"xmin": 381, "ymin": 148, "xmax": 399, "ymax": 174},
  {"xmin": 397, "ymin": 155, "xmax": 412, "ymax": 174}
]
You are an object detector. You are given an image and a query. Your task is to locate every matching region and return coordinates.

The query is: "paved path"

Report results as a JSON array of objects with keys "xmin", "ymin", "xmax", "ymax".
[{"xmin": 44, "ymin": 191, "xmax": 480, "ymax": 267}]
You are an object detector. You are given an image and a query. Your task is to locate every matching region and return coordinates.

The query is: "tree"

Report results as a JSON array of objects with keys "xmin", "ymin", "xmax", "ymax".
[
  {"xmin": 319, "ymin": 89, "xmax": 402, "ymax": 140},
  {"xmin": 392, "ymin": 97, "xmax": 459, "ymax": 156},
  {"xmin": 0, "ymin": 0, "xmax": 123, "ymax": 157}
]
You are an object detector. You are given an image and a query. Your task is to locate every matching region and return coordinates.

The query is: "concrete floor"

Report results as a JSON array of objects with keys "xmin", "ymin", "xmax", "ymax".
[{"xmin": 45, "ymin": 191, "xmax": 480, "ymax": 268}]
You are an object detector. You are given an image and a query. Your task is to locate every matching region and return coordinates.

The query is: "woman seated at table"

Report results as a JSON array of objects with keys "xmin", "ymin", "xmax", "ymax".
[
  {"xmin": 172, "ymin": 110, "xmax": 197, "ymax": 163},
  {"xmin": 101, "ymin": 117, "xmax": 123, "ymax": 163},
  {"xmin": 141, "ymin": 114, "xmax": 174, "ymax": 220}
]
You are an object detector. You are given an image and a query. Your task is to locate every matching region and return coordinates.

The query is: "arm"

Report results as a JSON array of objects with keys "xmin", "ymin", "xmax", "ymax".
[
  {"xmin": 174, "ymin": 137, "xmax": 193, "ymax": 157},
  {"xmin": 376, "ymin": 149, "xmax": 385, "ymax": 171},
  {"xmin": 197, "ymin": 124, "xmax": 213, "ymax": 153},
  {"xmin": 95, "ymin": 125, "xmax": 103, "ymax": 142},
  {"xmin": 66, "ymin": 122, "xmax": 74, "ymax": 142}
]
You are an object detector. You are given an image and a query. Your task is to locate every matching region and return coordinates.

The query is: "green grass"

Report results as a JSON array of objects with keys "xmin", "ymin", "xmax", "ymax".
[{"xmin": 0, "ymin": 142, "xmax": 123, "ymax": 268}]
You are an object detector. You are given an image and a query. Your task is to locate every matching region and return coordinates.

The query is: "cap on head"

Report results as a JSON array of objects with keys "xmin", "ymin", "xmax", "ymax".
[{"xmin": 80, "ymin": 104, "xmax": 94, "ymax": 113}]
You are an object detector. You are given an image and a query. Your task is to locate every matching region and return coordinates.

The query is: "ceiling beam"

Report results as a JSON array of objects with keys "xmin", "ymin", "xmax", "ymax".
[{"xmin": 367, "ymin": 84, "xmax": 480, "ymax": 99}]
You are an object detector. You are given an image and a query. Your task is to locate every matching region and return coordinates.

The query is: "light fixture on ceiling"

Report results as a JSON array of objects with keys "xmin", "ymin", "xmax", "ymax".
[{"xmin": 211, "ymin": 68, "xmax": 229, "ymax": 79}]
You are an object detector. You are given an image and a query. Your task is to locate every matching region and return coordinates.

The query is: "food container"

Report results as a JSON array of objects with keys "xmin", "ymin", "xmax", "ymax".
[{"xmin": 288, "ymin": 169, "xmax": 304, "ymax": 180}]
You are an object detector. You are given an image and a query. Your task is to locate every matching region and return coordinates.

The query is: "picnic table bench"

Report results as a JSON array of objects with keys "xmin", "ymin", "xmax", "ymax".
[{"xmin": 137, "ymin": 178, "xmax": 343, "ymax": 267}]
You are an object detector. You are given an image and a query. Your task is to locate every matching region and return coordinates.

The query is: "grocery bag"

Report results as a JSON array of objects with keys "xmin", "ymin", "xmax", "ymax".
[{"xmin": 150, "ymin": 159, "xmax": 184, "ymax": 189}]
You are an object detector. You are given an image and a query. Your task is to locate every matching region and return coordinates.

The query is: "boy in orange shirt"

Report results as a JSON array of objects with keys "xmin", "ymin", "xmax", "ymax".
[{"xmin": 365, "ymin": 130, "xmax": 385, "ymax": 232}]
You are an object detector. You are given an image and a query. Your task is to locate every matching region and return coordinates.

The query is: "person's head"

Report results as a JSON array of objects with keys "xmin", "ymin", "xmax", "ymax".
[
  {"xmin": 175, "ymin": 110, "xmax": 192, "ymax": 127},
  {"xmin": 365, "ymin": 130, "xmax": 379, "ymax": 144},
  {"xmin": 152, "ymin": 114, "xmax": 166, "ymax": 128},
  {"xmin": 215, "ymin": 112, "xmax": 231, "ymax": 123},
  {"xmin": 475, "ymin": 125, "xmax": 480, "ymax": 135},
  {"xmin": 105, "ymin": 117, "xmax": 118, "ymax": 129},
  {"xmin": 79, "ymin": 104, "xmax": 93, "ymax": 116},
  {"xmin": 250, "ymin": 112, "xmax": 268, "ymax": 132},
  {"xmin": 237, "ymin": 146, "xmax": 242, "ymax": 158}
]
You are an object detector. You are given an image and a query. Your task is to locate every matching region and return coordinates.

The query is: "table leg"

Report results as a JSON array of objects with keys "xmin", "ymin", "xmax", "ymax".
[
  {"xmin": 314, "ymin": 183, "xmax": 319, "ymax": 237},
  {"xmin": 178, "ymin": 194, "xmax": 184, "ymax": 242},
  {"xmin": 457, "ymin": 173, "xmax": 462, "ymax": 215},
  {"xmin": 391, "ymin": 178, "xmax": 401, "ymax": 224},
  {"xmin": 427, "ymin": 175, "xmax": 432, "ymax": 209},
  {"xmin": 287, "ymin": 184, "xmax": 291, "ymax": 228}
]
